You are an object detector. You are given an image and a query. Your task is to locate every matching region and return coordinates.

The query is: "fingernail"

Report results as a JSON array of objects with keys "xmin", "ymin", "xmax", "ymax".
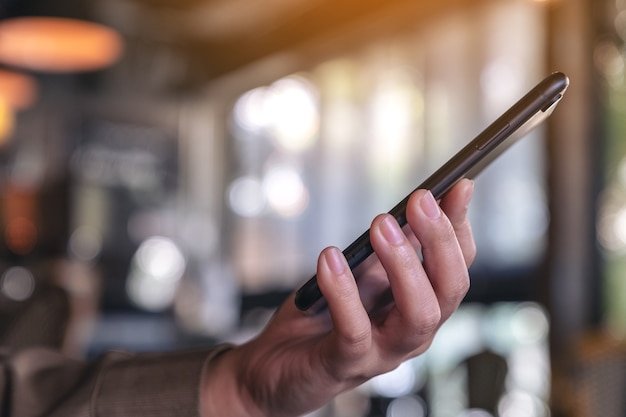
[
  {"xmin": 326, "ymin": 247, "xmax": 346, "ymax": 274},
  {"xmin": 420, "ymin": 191, "xmax": 442, "ymax": 220},
  {"xmin": 380, "ymin": 215, "xmax": 404, "ymax": 244}
]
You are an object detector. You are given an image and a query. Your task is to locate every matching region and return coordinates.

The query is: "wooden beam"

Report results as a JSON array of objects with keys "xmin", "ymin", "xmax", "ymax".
[{"xmin": 185, "ymin": 0, "xmax": 484, "ymax": 81}]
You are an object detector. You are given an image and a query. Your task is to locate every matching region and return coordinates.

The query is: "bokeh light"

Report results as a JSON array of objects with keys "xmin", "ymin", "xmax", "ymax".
[
  {"xmin": 369, "ymin": 360, "xmax": 418, "ymax": 398},
  {"xmin": 228, "ymin": 176, "xmax": 266, "ymax": 217},
  {"xmin": 232, "ymin": 75, "xmax": 320, "ymax": 152},
  {"xmin": 510, "ymin": 303, "xmax": 549, "ymax": 345},
  {"xmin": 386, "ymin": 395, "xmax": 427, "ymax": 417},
  {"xmin": 498, "ymin": 390, "xmax": 546, "ymax": 417},
  {"xmin": 265, "ymin": 76, "xmax": 320, "ymax": 152},
  {"xmin": 136, "ymin": 237, "xmax": 185, "ymax": 281},
  {"xmin": 68, "ymin": 225, "xmax": 103, "ymax": 262},
  {"xmin": 0, "ymin": 17, "xmax": 123, "ymax": 72},
  {"xmin": 126, "ymin": 236, "xmax": 186, "ymax": 312},
  {"xmin": 263, "ymin": 164, "xmax": 309, "ymax": 217},
  {"xmin": 1, "ymin": 267, "xmax": 35, "ymax": 302},
  {"xmin": 233, "ymin": 87, "xmax": 270, "ymax": 133}
]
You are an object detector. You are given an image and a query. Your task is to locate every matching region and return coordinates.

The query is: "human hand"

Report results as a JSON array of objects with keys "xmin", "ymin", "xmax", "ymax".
[{"xmin": 200, "ymin": 179, "xmax": 476, "ymax": 417}]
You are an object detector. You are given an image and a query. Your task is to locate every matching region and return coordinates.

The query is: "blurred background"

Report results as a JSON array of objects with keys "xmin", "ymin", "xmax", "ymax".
[{"xmin": 0, "ymin": 0, "xmax": 625, "ymax": 416}]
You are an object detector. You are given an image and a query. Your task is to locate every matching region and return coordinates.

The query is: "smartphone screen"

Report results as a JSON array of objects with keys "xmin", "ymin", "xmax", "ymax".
[{"xmin": 295, "ymin": 72, "xmax": 569, "ymax": 311}]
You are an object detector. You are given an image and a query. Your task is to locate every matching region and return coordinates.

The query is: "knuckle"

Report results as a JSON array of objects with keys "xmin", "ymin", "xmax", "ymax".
[
  {"xmin": 412, "ymin": 307, "xmax": 442, "ymax": 336},
  {"xmin": 339, "ymin": 327, "xmax": 372, "ymax": 350},
  {"xmin": 439, "ymin": 272, "xmax": 470, "ymax": 306},
  {"xmin": 453, "ymin": 272, "xmax": 471, "ymax": 297}
]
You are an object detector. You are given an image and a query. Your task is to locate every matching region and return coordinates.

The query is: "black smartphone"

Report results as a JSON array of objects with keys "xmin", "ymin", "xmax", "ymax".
[{"xmin": 295, "ymin": 71, "xmax": 569, "ymax": 311}]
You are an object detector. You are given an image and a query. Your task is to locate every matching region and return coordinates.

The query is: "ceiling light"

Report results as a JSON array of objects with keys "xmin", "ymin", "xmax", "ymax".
[{"xmin": 0, "ymin": 17, "xmax": 123, "ymax": 73}]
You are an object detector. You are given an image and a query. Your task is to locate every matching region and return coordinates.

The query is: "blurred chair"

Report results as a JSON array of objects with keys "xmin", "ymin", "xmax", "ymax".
[{"xmin": 569, "ymin": 332, "xmax": 626, "ymax": 417}]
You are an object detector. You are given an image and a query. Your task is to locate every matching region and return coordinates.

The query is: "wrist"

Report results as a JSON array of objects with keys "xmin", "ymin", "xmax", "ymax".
[{"xmin": 199, "ymin": 345, "xmax": 265, "ymax": 417}]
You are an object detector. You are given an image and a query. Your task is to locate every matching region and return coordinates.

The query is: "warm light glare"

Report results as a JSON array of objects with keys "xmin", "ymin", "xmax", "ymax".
[
  {"xmin": 0, "ymin": 70, "xmax": 38, "ymax": 110},
  {"xmin": 0, "ymin": 17, "xmax": 123, "ymax": 72},
  {"xmin": 0, "ymin": 97, "xmax": 15, "ymax": 145}
]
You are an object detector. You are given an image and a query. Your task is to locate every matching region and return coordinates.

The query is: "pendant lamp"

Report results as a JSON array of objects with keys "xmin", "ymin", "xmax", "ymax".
[{"xmin": 0, "ymin": 17, "xmax": 123, "ymax": 73}]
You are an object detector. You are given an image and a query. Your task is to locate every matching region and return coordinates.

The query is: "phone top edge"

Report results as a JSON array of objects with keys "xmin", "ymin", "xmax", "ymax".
[
  {"xmin": 387, "ymin": 72, "xmax": 569, "ymax": 221},
  {"xmin": 294, "ymin": 72, "xmax": 569, "ymax": 311}
]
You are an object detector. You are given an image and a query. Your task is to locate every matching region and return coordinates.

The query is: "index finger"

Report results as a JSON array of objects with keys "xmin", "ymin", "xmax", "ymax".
[{"xmin": 316, "ymin": 247, "xmax": 372, "ymax": 358}]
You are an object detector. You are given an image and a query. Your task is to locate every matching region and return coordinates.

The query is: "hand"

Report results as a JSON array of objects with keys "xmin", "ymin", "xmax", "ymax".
[{"xmin": 200, "ymin": 179, "xmax": 476, "ymax": 417}]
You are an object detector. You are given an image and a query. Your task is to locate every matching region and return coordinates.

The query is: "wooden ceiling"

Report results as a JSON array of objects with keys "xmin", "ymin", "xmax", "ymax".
[{"xmin": 3, "ymin": 0, "xmax": 485, "ymax": 86}]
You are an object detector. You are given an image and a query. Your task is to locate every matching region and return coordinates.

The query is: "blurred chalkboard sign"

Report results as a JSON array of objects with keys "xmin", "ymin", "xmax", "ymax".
[
  {"xmin": 72, "ymin": 118, "xmax": 178, "ymax": 198},
  {"xmin": 71, "ymin": 117, "xmax": 179, "ymax": 311}
]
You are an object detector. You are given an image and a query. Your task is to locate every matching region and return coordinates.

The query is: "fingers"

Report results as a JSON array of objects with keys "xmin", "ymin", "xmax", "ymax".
[
  {"xmin": 439, "ymin": 179, "xmax": 476, "ymax": 267},
  {"xmin": 316, "ymin": 247, "xmax": 372, "ymax": 359},
  {"xmin": 315, "ymin": 181, "xmax": 475, "ymax": 367},
  {"xmin": 365, "ymin": 181, "xmax": 473, "ymax": 355},
  {"xmin": 369, "ymin": 214, "xmax": 440, "ymax": 338},
  {"xmin": 405, "ymin": 188, "xmax": 470, "ymax": 321}
]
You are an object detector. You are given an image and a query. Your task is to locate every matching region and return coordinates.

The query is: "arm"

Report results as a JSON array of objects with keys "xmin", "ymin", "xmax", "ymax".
[
  {"xmin": 200, "ymin": 179, "xmax": 476, "ymax": 417},
  {"xmin": 1, "ymin": 346, "xmax": 230, "ymax": 417}
]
